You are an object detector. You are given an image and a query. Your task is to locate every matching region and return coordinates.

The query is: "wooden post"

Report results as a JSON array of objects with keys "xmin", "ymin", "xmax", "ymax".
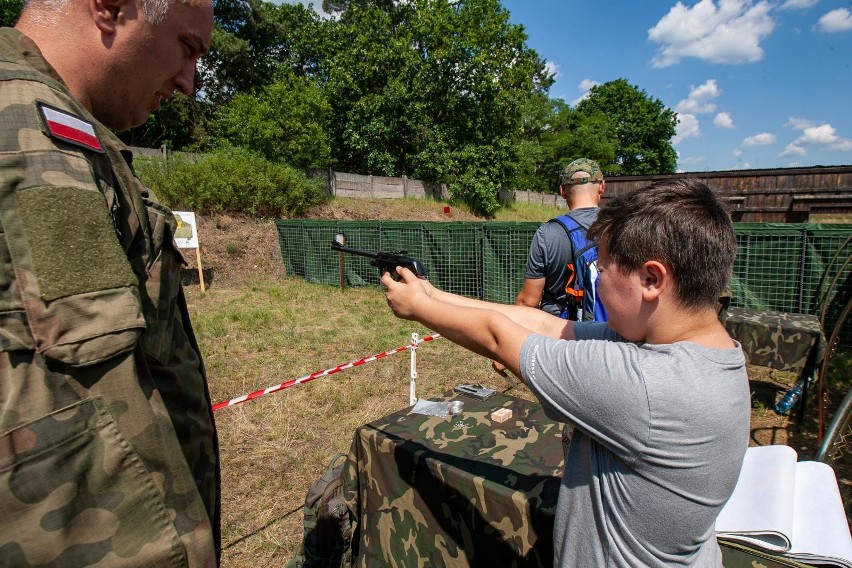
[
  {"xmin": 171, "ymin": 210, "xmax": 204, "ymax": 292},
  {"xmin": 196, "ymin": 247, "xmax": 205, "ymax": 293}
]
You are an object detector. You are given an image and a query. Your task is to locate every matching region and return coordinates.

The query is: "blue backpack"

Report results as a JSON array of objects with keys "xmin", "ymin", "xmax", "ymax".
[{"xmin": 550, "ymin": 215, "xmax": 608, "ymax": 322}]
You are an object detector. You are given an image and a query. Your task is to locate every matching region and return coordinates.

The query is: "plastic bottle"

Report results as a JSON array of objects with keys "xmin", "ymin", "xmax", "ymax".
[{"xmin": 774, "ymin": 378, "xmax": 808, "ymax": 415}]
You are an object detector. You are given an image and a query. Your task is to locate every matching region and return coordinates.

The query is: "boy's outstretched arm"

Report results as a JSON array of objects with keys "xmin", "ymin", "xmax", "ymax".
[
  {"xmin": 382, "ymin": 268, "xmax": 575, "ymax": 378},
  {"xmin": 412, "ymin": 269, "xmax": 575, "ymax": 341}
]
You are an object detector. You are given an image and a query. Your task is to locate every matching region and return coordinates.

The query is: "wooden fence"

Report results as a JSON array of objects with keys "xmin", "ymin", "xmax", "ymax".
[
  {"xmin": 329, "ymin": 170, "xmax": 448, "ymax": 200},
  {"xmin": 600, "ymin": 165, "xmax": 852, "ymax": 222}
]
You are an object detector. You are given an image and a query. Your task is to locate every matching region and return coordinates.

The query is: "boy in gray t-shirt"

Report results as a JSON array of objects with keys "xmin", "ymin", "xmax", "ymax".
[{"xmin": 381, "ymin": 179, "xmax": 750, "ymax": 567}]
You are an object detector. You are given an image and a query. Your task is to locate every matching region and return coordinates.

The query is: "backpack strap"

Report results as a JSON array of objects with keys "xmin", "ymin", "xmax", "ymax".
[{"xmin": 549, "ymin": 214, "xmax": 592, "ymax": 303}]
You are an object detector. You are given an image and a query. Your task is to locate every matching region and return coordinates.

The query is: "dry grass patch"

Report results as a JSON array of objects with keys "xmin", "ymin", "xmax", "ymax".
[{"xmin": 187, "ymin": 278, "xmax": 527, "ymax": 565}]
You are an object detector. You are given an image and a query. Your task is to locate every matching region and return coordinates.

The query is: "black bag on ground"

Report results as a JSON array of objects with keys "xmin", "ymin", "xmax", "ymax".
[{"xmin": 286, "ymin": 453, "xmax": 354, "ymax": 568}]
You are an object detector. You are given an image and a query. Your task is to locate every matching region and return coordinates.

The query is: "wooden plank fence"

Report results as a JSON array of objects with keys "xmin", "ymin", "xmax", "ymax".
[
  {"xmin": 329, "ymin": 170, "xmax": 448, "ymax": 200},
  {"xmin": 600, "ymin": 165, "xmax": 852, "ymax": 222},
  {"xmin": 510, "ymin": 165, "xmax": 852, "ymax": 222}
]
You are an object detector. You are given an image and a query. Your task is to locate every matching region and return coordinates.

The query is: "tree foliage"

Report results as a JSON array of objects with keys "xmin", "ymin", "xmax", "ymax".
[
  {"xmin": 321, "ymin": 0, "xmax": 552, "ymax": 215},
  {"xmin": 211, "ymin": 72, "xmax": 331, "ymax": 170},
  {"xmin": 124, "ymin": 0, "xmax": 328, "ymax": 151},
  {"xmin": 576, "ymin": 79, "xmax": 677, "ymax": 175},
  {"xmin": 201, "ymin": 0, "xmax": 327, "ymax": 106},
  {"xmin": 510, "ymin": 95, "xmax": 617, "ymax": 192},
  {"xmin": 0, "ymin": 0, "xmax": 23, "ymax": 27}
]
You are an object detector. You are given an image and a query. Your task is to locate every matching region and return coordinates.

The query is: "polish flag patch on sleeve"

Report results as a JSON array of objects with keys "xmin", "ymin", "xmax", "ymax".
[{"xmin": 37, "ymin": 102, "xmax": 105, "ymax": 153}]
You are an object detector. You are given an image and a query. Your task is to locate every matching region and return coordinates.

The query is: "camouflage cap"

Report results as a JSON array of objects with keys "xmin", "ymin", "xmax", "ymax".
[{"xmin": 560, "ymin": 158, "xmax": 603, "ymax": 186}]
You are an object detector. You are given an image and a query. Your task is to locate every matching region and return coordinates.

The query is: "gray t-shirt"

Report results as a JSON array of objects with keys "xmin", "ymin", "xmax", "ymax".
[
  {"xmin": 520, "ymin": 323, "xmax": 750, "ymax": 567},
  {"xmin": 525, "ymin": 207, "xmax": 600, "ymax": 316}
]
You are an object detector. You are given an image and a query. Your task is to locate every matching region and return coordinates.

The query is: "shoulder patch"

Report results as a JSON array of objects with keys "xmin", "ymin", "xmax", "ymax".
[{"xmin": 37, "ymin": 102, "xmax": 105, "ymax": 153}]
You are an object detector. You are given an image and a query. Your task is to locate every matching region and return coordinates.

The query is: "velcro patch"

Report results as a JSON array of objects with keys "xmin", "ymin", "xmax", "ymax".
[
  {"xmin": 37, "ymin": 102, "xmax": 105, "ymax": 153},
  {"xmin": 17, "ymin": 186, "xmax": 137, "ymax": 301}
]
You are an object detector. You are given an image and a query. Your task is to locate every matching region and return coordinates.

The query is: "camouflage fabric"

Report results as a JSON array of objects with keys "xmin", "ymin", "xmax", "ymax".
[
  {"xmin": 718, "ymin": 540, "xmax": 818, "ymax": 568},
  {"xmin": 0, "ymin": 27, "xmax": 219, "ymax": 567},
  {"xmin": 721, "ymin": 306, "xmax": 826, "ymax": 375},
  {"xmin": 559, "ymin": 157, "xmax": 603, "ymax": 186},
  {"xmin": 342, "ymin": 393, "xmax": 564, "ymax": 567}
]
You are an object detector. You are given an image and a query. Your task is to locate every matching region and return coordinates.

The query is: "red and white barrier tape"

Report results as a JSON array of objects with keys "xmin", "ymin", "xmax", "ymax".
[{"xmin": 212, "ymin": 333, "xmax": 443, "ymax": 412}]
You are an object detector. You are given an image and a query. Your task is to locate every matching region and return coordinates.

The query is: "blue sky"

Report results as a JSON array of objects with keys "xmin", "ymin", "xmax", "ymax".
[{"xmin": 282, "ymin": 0, "xmax": 852, "ymax": 173}]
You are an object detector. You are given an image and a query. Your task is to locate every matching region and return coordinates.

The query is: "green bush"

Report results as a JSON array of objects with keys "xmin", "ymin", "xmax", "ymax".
[{"xmin": 135, "ymin": 147, "xmax": 328, "ymax": 217}]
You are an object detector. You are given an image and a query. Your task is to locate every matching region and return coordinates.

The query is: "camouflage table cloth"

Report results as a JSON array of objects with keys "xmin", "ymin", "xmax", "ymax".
[
  {"xmin": 343, "ymin": 393, "xmax": 564, "ymax": 567},
  {"xmin": 722, "ymin": 306, "xmax": 826, "ymax": 421},
  {"xmin": 722, "ymin": 307, "xmax": 826, "ymax": 375},
  {"xmin": 341, "ymin": 392, "xmax": 814, "ymax": 567}
]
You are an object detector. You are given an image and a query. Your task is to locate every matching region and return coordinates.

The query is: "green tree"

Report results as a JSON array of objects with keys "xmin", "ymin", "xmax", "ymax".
[
  {"xmin": 119, "ymin": 94, "xmax": 208, "ymax": 150},
  {"xmin": 575, "ymin": 79, "xmax": 677, "ymax": 175},
  {"xmin": 211, "ymin": 72, "xmax": 331, "ymax": 170},
  {"xmin": 509, "ymin": 95, "xmax": 617, "ymax": 192},
  {"xmin": 202, "ymin": 0, "xmax": 328, "ymax": 105},
  {"xmin": 323, "ymin": 0, "xmax": 551, "ymax": 215},
  {"xmin": 0, "ymin": 0, "xmax": 23, "ymax": 27}
]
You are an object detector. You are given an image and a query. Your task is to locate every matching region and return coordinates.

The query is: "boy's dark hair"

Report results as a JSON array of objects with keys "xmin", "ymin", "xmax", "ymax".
[{"xmin": 587, "ymin": 178, "xmax": 736, "ymax": 310}]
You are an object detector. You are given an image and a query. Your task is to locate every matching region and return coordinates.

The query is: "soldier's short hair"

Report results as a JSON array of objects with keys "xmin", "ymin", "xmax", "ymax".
[
  {"xmin": 587, "ymin": 178, "xmax": 737, "ymax": 311},
  {"xmin": 23, "ymin": 0, "xmax": 186, "ymax": 25}
]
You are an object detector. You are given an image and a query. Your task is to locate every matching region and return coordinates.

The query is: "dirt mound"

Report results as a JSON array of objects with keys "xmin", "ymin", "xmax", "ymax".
[{"xmin": 189, "ymin": 214, "xmax": 282, "ymax": 287}]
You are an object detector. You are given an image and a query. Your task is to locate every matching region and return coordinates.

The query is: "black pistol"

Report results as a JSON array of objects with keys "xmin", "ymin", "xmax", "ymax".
[{"xmin": 332, "ymin": 236, "xmax": 427, "ymax": 281}]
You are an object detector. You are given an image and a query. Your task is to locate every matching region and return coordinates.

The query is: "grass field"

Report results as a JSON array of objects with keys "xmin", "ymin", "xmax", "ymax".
[{"xmin": 188, "ymin": 278, "xmax": 533, "ymax": 565}]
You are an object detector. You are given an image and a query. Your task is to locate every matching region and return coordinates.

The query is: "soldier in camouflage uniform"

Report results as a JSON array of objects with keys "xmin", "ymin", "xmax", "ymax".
[{"xmin": 0, "ymin": 1, "xmax": 219, "ymax": 566}]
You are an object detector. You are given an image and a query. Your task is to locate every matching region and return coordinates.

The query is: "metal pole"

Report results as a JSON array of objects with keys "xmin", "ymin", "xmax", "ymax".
[{"xmin": 410, "ymin": 332, "xmax": 419, "ymax": 406}]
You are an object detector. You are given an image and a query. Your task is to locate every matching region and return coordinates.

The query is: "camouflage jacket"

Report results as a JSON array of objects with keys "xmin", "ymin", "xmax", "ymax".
[{"xmin": 0, "ymin": 28, "xmax": 220, "ymax": 567}]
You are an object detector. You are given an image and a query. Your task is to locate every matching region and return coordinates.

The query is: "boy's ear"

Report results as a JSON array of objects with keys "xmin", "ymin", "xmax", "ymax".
[
  {"xmin": 90, "ymin": 0, "xmax": 129, "ymax": 34},
  {"xmin": 639, "ymin": 260, "xmax": 667, "ymax": 302}
]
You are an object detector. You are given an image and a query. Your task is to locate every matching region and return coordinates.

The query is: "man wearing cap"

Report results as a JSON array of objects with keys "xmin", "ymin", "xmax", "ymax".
[
  {"xmin": 0, "ymin": 1, "xmax": 220, "ymax": 565},
  {"xmin": 515, "ymin": 158, "xmax": 606, "ymax": 317}
]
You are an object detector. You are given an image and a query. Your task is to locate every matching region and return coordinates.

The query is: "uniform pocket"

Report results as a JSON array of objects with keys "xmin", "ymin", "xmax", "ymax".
[
  {"xmin": 4, "ymin": 185, "xmax": 145, "ymax": 366},
  {"xmin": 0, "ymin": 397, "xmax": 187, "ymax": 566}
]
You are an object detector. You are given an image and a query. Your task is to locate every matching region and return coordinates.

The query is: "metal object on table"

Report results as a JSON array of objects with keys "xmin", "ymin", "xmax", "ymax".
[{"xmin": 453, "ymin": 383, "xmax": 497, "ymax": 400}]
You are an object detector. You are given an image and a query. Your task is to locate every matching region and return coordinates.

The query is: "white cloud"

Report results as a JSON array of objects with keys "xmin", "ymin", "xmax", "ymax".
[
  {"xmin": 742, "ymin": 132, "xmax": 776, "ymax": 146},
  {"xmin": 785, "ymin": 120, "xmax": 852, "ymax": 153},
  {"xmin": 799, "ymin": 124, "xmax": 839, "ymax": 144},
  {"xmin": 779, "ymin": 0, "xmax": 819, "ymax": 9},
  {"xmin": 732, "ymin": 149, "xmax": 742, "ymax": 158},
  {"xmin": 818, "ymin": 8, "xmax": 852, "ymax": 33},
  {"xmin": 679, "ymin": 156, "xmax": 708, "ymax": 165},
  {"xmin": 674, "ymin": 113, "xmax": 701, "ymax": 145},
  {"xmin": 785, "ymin": 117, "xmax": 815, "ymax": 130},
  {"xmin": 572, "ymin": 79, "xmax": 599, "ymax": 106},
  {"xmin": 544, "ymin": 61, "xmax": 560, "ymax": 81},
  {"xmin": 676, "ymin": 79, "xmax": 721, "ymax": 114},
  {"xmin": 714, "ymin": 112, "xmax": 735, "ymax": 128},
  {"xmin": 648, "ymin": 0, "xmax": 775, "ymax": 67},
  {"xmin": 780, "ymin": 143, "xmax": 806, "ymax": 157}
]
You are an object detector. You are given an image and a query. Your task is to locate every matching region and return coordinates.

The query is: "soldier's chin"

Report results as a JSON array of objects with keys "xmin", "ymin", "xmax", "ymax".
[{"xmin": 112, "ymin": 111, "xmax": 152, "ymax": 132}]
